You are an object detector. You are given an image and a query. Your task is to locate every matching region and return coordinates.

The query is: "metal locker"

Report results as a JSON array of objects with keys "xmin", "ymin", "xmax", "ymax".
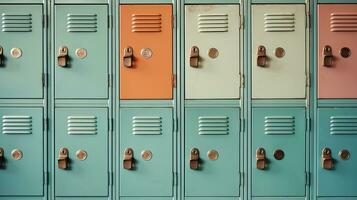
[
  {"xmin": 54, "ymin": 5, "xmax": 108, "ymax": 99},
  {"xmin": 120, "ymin": 5, "xmax": 173, "ymax": 100},
  {"xmin": 252, "ymin": 107, "xmax": 306, "ymax": 197},
  {"xmin": 185, "ymin": 5, "xmax": 240, "ymax": 99},
  {"xmin": 252, "ymin": 4, "xmax": 307, "ymax": 99},
  {"xmin": 318, "ymin": 4, "xmax": 357, "ymax": 99},
  {"xmin": 185, "ymin": 107, "xmax": 240, "ymax": 197},
  {"xmin": 0, "ymin": 5, "xmax": 43, "ymax": 99},
  {"xmin": 0, "ymin": 108, "xmax": 43, "ymax": 196},
  {"xmin": 55, "ymin": 108, "xmax": 108, "ymax": 197},
  {"xmin": 119, "ymin": 108, "xmax": 173, "ymax": 197}
]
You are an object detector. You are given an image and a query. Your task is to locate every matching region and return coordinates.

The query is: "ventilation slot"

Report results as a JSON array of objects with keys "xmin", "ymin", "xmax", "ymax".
[
  {"xmin": 132, "ymin": 116, "xmax": 162, "ymax": 135},
  {"xmin": 264, "ymin": 116, "xmax": 295, "ymax": 135},
  {"xmin": 131, "ymin": 14, "xmax": 162, "ymax": 32},
  {"xmin": 264, "ymin": 13, "xmax": 295, "ymax": 32},
  {"xmin": 330, "ymin": 13, "xmax": 357, "ymax": 32},
  {"xmin": 2, "ymin": 115, "xmax": 32, "ymax": 134},
  {"xmin": 197, "ymin": 14, "xmax": 229, "ymax": 33},
  {"xmin": 198, "ymin": 116, "xmax": 229, "ymax": 135},
  {"xmin": 330, "ymin": 116, "xmax": 357, "ymax": 135},
  {"xmin": 1, "ymin": 13, "xmax": 32, "ymax": 32},
  {"xmin": 67, "ymin": 14, "xmax": 97, "ymax": 32},
  {"xmin": 67, "ymin": 116, "xmax": 97, "ymax": 135}
]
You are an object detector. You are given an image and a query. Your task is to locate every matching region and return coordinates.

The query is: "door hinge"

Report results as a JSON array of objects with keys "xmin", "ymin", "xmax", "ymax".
[
  {"xmin": 306, "ymin": 73, "xmax": 311, "ymax": 88},
  {"xmin": 108, "ymin": 74, "xmax": 112, "ymax": 88},
  {"xmin": 44, "ymin": 171, "xmax": 49, "ymax": 185},
  {"xmin": 44, "ymin": 117, "xmax": 49, "ymax": 132},
  {"xmin": 240, "ymin": 74, "xmax": 245, "ymax": 88},
  {"xmin": 305, "ymin": 171, "xmax": 310, "ymax": 185},
  {"xmin": 108, "ymin": 15, "xmax": 112, "ymax": 28},
  {"xmin": 172, "ymin": 14, "xmax": 176, "ymax": 29},
  {"xmin": 173, "ymin": 172, "xmax": 178, "ymax": 186},
  {"xmin": 42, "ymin": 73, "xmax": 48, "ymax": 87},
  {"xmin": 173, "ymin": 116, "xmax": 178, "ymax": 133},
  {"xmin": 239, "ymin": 14, "xmax": 244, "ymax": 30},
  {"xmin": 108, "ymin": 172, "xmax": 113, "ymax": 185},
  {"xmin": 42, "ymin": 14, "xmax": 48, "ymax": 28},
  {"xmin": 172, "ymin": 74, "xmax": 177, "ymax": 88},
  {"xmin": 306, "ymin": 11, "xmax": 311, "ymax": 29},
  {"xmin": 239, "ymin": 171, "xmax": 243, "ymax": 188}
]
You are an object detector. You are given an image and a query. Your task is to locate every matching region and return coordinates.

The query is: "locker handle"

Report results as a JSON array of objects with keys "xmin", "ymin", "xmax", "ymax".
[
  {"xmin": 0, "ymin": 147, "xmax": 4, "ymax": 168},
  {"xmin": 189, "ymin": 46, "xmax": 200, "ymax": 68},
  {"xmin": 123, "ymin": 46, "xmax": 134, "ymax": 68},
  {"xmin": 256, "ymin": 147, "xmax": 266, "ymax": 170},
  {"xmin": 0, "ymin": 46, "xmax": 4, "ymax": 66},
  {"xmin": 322, "ymin": 148, "xmax": 333, "ymax": 170},
  {"xmin": 257, "ymin": 46, "xmax": 267, "ymax": 67},
  {"xmin": 58, "ymin": 147, "xmax": 70, "ymax": 170},
  {"xmin": 57, "ymin": 46, "xmax": 69, "ymax": 67},
  {"xmin": 123, "ymin": 148, "xmax": 134, "ymax": 170},
  {"xmin": 190, "ymin": 148, "xmax": 200, "ymax": 170},
  {"xmin": 323, "ymin": 45, "xmax": 333, "ymax": 67}
]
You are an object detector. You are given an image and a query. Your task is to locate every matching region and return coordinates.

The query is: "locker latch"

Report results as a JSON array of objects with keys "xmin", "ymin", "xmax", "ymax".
[
  {"xmin": 257, "ymin": 46, "xmax": 267, "ymax": 67},
  {"xmin": 123, "ymin": 148, "xmax": 134, "ymax": 170},
  {"xmin": 323, "ymin": 45, "xmax": 333, "ymax": 67},
  {"xmin": 0, "ymin": 148, "xmax": 4, "ymax": 168},
  {"xmin": 58, "ymin": 147, "xmax": 70, "ymax": 170},
  {"xmin": 189, "ymin": 46, "xmax": 200, "ymax": 68},
  {"xmin": 123, "ymin": 46, "xmax": 134, "ymax": 68},
  {"xmin": 58, "ymin": 46, "xmax": 69, "ymax": 67},
  {"xmin": 256, "ymin": 147, "xmax": 266, "ymax": 170},
  {"xmin": 322, "ymin": 148, "xmax": 333, "ymax": 170},
  {"xmin": 190, "ymin": 148, "xmax": 200, "ymax": 170},
  {"xmin": 0, "ymin": 46, "xmax": 4, "ymax": 66}
]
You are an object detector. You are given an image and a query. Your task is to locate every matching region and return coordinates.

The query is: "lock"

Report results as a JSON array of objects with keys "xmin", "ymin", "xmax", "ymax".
[
  {"xmin": 0, "ymin": 46, "xmax": 4, "ymax": 66},
  {"xmin": 76, "ymin": 150, "xmax": 87, "ymax": 161},
  {"xmin": 123, "ymin": 148, "xmax": 134, "ymax": 170},
  {"xmin": 257, "ymin": 45, "xmax": 267, "ymax": 67},
  {"xmin": 208, "ymin": 48, "xmax": 219, "ymax": 59},
  {"xmin": 11, "ymin": 149, "xmax": 23, "ymax": 160},
  {"xmin": 273, "ymin": 149, "xmax": 285, "ymax": 160},
  {"xmin": 141, "ymin": 150, "xmax": 152, "ymax": 161},
  {"xmin": 58, "ymin": 46, "xmax": 69, "ymax": 67},
  {"xmin": 190, "ymin": 148, "xmax": 200, "ymax": 170},
  {"xmin": 339, "ymin": 149, "xmax": 350, "ymax": 160},
  {"xmin": 123, "ymin": 46, "xmax": 134, "ymax": 68},
  {"xmin": 0, "ymin": 148, "xmax": 4, "ymax": 168},
  {"xmin": 256, "ymin": 147, "xmax": 266, "ymax": 170},
  {"xmin": 322, "ymin": 148, "xmax": 333, "ymax": 170},
  {"xmin": 323, "ymin": 45, "xmax": 333, "ymax": 67},
  {"xmin": 207, "ymin": 149, "xmax": 219, "ymax": 161},
  {"xmin": 340, "ymin": 47, "xmax": 351, "ymax": 58},
  {"xmin": 189, "ymin": 46, "xmax": 200, "ymax": 68},
  {"xmin": 275, "ymin": 47, "xmax": 285, "ymax": 58},
  {"xmin": 58, "ymin": 147, "xmax": 70, "ymax": 170}
]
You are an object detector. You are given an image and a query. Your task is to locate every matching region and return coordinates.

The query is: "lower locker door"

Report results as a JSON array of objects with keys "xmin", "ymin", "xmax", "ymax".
[
  {"xmin": 185, "ymin": 108, "xmax": 240, "ymax": 197},
  {"xmin": 55, "ymin": 108, "xmax": 108, "ymax": 197},
  {"xmin": 0, "ymin": 108, "xmax": 43, "ymax": 196},
  {"xmin": 318, "ymin": 108, "xmax": 357, "ymax": 197},
  {"xmin": 119, "ymin": 108, "xmax": 173, "ymax": 197},
  {"xmin": 252, "ymin": 107, "xmax": 306, "ymax": 197}
]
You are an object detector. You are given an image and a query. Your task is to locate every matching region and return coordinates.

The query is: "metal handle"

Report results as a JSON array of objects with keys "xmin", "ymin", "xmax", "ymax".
[
  {"xmin": 189, "ymin": 46, "xmax": 200, "ymax": 68},
  {"xmin": 323, "ymin": 45, "xmax": 333, "ymax": 67},
  {"xmin": 58, "ymin": 147, "xmax": 70, "ymax": 170},
  {"xmin": 58, "ymin": 46, "xmax": 69, "ymax": 67},
  {"xmin": 256, "ymin": 147, "xmax": 266, "ymax": 170},
  {"xmin": 0, "ymin": 148, "xmax": 4, "ymax": 168},
  {"xmin": 190, "ymin": 148, "xmax": 200, "ymax": 170},
  {"xmin": 0, "ymin": 46, "xmax": 4, "ymax": 66},
  {"xmin": 123, "ymin": 46, "xmax": 134, "ymax": 68},
  {"xmin": 257, "ymin": 46, "xmax": 267, "ymax": 67},
  {"xmin": 123, "ymin": 148, "xmax": 134, "ymax": 170},
  {"xmin": 322, "ymin": 148, "xmax": 333, "ymax": 170}
]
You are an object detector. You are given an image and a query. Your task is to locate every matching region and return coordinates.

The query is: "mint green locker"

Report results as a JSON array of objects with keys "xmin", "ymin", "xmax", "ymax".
[
  {"xmin": 0, "ymin": 5, "xmax": 43, "ymax": 99},
  {"xmin": 185, "ymin": 107, "xmax": 240, "ymax": 197},
  {"xmin": 0, "ymin": 108, "xmax": 43, "ymax": 196},
  {"xmin": 252, "ymin": 107, "xmax": 306, "ymax": 197},
  {"xmin": 54, "ymin": 5, "xmax": 108, "ymax": 99},
  {"xmin": 119, "ymin": 108, "xmax": 173, "ymax": 197},
  {"xmin": 54, "ymin": 108, "xmax": 108, "ymax": 197}
]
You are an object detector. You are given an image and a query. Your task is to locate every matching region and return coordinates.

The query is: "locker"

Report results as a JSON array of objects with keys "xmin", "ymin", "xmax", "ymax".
[
  {"xmin": 185, "ymin": 5, "xmax": 241, "ymax": 99},
  {"xmin": 318, "ymin": 4, "xmax": 357, "ymax": 99},
  {"xmin": 252, "ymin": 107, "xmax": 306, "ymax": 197},
  {"xmin": 0, "ymin": 108, "xmax": 43, "ymax": 196},
  {"xmin": 0, "ymin": 5, "xmax": 43, "ymax": 99},
  {"xmin": 54, "ymin": 5, "xmax": 108, "ymax": 99},
  {"xmin": 120, "ymin": 5, "xmax": 173, "ymax": 100},
  {"xmin": 252, "ymin": 4, "xmax": 307, "ymax": 99},
  {"xmin": 185, "ymin": 107, "xmax": 240, "ymax": 197},
  {"xmin": 119, "ymin": 108, "xmax": 173, "ymax": 197},
  {"xmin": 55, "ymin": 108, "xmax": 108, "ymax": 197}
]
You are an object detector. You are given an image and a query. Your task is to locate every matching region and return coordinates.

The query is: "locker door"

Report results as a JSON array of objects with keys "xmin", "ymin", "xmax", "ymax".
[
  {"xmin": 185, "ymin": 5, "xmax": 240, "ymax": 99},
  {"xmin": 55, "ymin": 5, "xmax": 108, "ymax": 99},
  {"xmin": 55, "ymin": 108, "xmax": 108, "ymax": 197},
  {"xmin": 318, "ymin": 5, "xmax": 357, "ymax": 99},
  {"xmin": 252, "ymin": 5, "xmax": 306, "ymax": 99},
  {"xmin": 0, "ymin": 5, "xmax": 43, "ymax": 99},
  {"xmin": 119, "ymin": 108, "xmax": 173, "ymax": 197},
  {"xmin": 120, "ymin": 5, "xmax": 173, "ymax": 100},
  {"xmin": 317, "ymin": 108, "xmax": 357, "ymax": 197},
  {"xmin": 0, "ymin": 108, "xmax": 43, "ymax": 196},
  {"xmin": 252, "ymin": 108, "xmax": 306, "ymax": 197},
  {"xmin": 185, "ymin": 108, "xmax": 240, "ymax": 197}
]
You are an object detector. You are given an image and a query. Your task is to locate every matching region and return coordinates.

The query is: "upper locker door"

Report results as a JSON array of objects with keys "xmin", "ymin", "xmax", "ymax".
[
  {"xmin": 318, "ymin": 5, "xmax": 357, "ymax": 99},
  {"xmin": 55, "ymin": 5, "xmax": 108, "ymax": 99},
  {"xmin": 185, "ymin": 5, "xmax": 240, "ymax": 99},
  {"xmin": 252, "ymin": 5, "xmax": 306, "ymax": 99},
  {"xmin": 0, "ymin": 5, "xmax": 43, "ymax": 99},
  {"xmin": 120, "ymin": 5, "xmax": 173, "ymax": 100}
]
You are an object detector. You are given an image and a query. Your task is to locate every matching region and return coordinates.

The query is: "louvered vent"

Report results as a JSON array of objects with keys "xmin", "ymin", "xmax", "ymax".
[
  {"xmin": 330, "ymin": 13, "xmax": 357, "ymax": 32},
  {"xmin": 264, "ymin": 116, "xmax": 295, "ymax": 135},
  {"xmin": 330, "ymin": 116, "xmax": 357, "ymax": 135},
  {"xmin": 198, "ymin": 116, "xmax": 229, "ymax": 135},
  {"xmin": 197, "ymin": 14, "xmax": 229, "ymax": 33},
  {"xmin": 67, "ymin": 116, "xmax": 97, "ymax": 135},
  {"xmin": 132, "ymin": 116, "xmax": 162, "ymax": 135},
  {"xmin": 264, "ymin": 13, "xmax": 295, "ymax": 32},
  {"xmin": 67, "ymin": 14, "xmax": 97, "ymax": 32},
  {"xmin": 131, "ymin": 14, "xmax": 162, "ymax": 32},
  {"xmin": 2, "ymin": 115, "xmax": 32, "ymax": 134},
  {"xmin": 1, "ymin": 13, "xmax": 32, "ymax": 32}
]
